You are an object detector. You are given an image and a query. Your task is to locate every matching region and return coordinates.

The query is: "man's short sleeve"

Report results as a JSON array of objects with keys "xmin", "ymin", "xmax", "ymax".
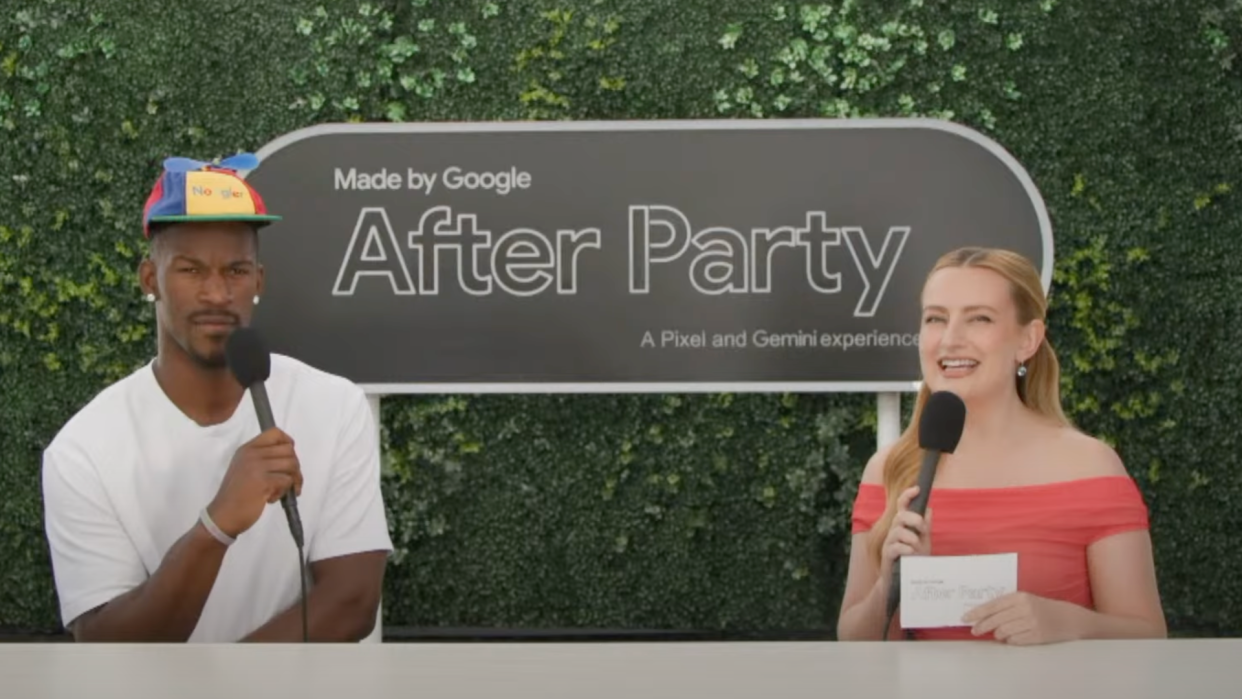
[
  {"xmin": 308, "ymin": 386, "xmax": 393, "ymax": 563},
  {"xmin": 42, "ymin": 441, "xmax": 147, "ymax": 629}
]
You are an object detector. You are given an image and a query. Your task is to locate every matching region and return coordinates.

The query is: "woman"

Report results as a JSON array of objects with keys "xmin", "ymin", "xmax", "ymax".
[{"xmin": 836, "ymin": 247, "xmax": 1166, "ymax": 644}]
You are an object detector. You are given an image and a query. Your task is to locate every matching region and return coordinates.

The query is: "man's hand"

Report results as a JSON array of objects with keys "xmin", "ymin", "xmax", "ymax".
[{"xmin": 206, "ymin": 428, "xmax": 303, "ymax": 539}]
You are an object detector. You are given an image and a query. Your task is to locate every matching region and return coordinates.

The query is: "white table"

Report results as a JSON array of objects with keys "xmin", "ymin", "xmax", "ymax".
[{"xmin": 3, "ymin": 639, "xmax": 1240, "ymax": 698}]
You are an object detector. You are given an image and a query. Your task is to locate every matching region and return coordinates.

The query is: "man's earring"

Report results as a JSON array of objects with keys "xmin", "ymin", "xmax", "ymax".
[
  {"xmin": 253, "ymin": 295, "xmax": 260, "ymax": 305},
  {"xmin": 1017, "ymin": 363, "xmax": 1028, "ymax": 377},
  {"xmin": 145, "ymin": 293, "xmax": 155, "ymax": 303}
]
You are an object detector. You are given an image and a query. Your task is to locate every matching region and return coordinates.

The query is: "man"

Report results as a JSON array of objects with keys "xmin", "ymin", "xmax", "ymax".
[{"xmin": 40, "ymin": 154, "xmax": 393, "ymax": 642}]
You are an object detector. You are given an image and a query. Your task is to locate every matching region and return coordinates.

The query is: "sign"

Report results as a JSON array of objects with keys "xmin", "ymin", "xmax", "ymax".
[
  {"xmin": 244, "ymin": 119, "xmax": 1052, "ymax": 393},
  {"xmin": 900, "ymin": 553, "xmax": 1018, "ymax": 629}
]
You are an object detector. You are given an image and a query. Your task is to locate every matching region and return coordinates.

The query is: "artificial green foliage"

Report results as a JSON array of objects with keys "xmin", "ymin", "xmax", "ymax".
[
  {"xmin": 381, "ymin": 392, "xmax": 871, "ymax": 628},
  {"xmin": 0, "ymin": 0, "xmax": 1238, "ymax": 637}
]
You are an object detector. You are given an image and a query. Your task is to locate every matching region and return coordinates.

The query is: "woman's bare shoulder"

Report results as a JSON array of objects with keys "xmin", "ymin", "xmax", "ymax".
[{"xmin": 1043, "ymin": 424, "xmax": 1129, "ymax": 479}]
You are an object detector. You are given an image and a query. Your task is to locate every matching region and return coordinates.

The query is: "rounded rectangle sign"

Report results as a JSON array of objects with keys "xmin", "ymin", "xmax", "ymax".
[{"xmin": 243, "ymin": 119, "xmax": 1052, "ymax": 393}]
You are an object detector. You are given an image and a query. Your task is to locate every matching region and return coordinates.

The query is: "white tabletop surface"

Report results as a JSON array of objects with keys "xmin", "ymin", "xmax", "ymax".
[{"xmin": 3, "ymin": 639, "xmax": 1241, "ymax": 698}]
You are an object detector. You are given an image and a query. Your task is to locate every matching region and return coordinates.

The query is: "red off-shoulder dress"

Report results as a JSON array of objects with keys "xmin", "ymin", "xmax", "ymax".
[{"xmin": 850, "ymin": 476, "xmax": 1150, "ymax": 640}]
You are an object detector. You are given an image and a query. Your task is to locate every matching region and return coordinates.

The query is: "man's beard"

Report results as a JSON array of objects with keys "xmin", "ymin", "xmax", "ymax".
[{"xmin": 183, "ymin": 341, "xmax": 229, "ymax": 370}]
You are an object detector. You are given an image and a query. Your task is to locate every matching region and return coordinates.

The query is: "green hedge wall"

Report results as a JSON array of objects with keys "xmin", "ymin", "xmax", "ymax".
[{"xmin": 2, "ymin": 0, "xmax": 1239, "ymax": 636}]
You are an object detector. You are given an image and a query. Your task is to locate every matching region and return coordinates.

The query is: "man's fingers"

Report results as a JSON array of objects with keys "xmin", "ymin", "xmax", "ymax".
[
  {"xmin": 252, "ymin": 442, "xmax": 298, "ymax": 459},
  {"xmin": 266, "ymin": 474, "xmax": 296, "ymax": 503},
  {"xmin": 252, "ymin": 427, "xmax": 295, "ymax": 447},
  {"xmin": 262, "ymin": 458, "xmax": 303, "ymax": 496},
  {"xmin": 260, "ymin": 457, "xmax": 302, "ymax": 477}
]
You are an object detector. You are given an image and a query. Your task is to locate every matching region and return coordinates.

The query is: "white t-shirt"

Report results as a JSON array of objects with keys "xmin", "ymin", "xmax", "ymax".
[{"xmin": 40, "ymin": 353, "xmax": 394, "ymax": 642}]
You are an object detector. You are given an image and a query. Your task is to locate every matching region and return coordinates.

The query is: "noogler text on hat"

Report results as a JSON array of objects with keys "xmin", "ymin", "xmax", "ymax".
[{"xmin": 141, "ymin": 153, "xmax": 281, "ymax": 238}]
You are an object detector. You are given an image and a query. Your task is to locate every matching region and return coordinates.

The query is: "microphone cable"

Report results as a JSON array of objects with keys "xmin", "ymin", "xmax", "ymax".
[
  {"xmin": 285, "ymin": 501, "xmax": 308, "ymax": 642},
  {"xmin": 883, "ymin": 563, "xmax": 900, "ymax": 641},
  {"xmin": 297, "ymin": 538, "xmax": 308, "ymax": 642}
]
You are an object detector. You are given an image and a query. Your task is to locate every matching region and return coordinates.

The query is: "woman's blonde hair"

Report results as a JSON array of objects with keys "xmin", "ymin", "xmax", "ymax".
[{"xmin": 867, "ymin": 246, "xmax": 1069, "ymax": 565}]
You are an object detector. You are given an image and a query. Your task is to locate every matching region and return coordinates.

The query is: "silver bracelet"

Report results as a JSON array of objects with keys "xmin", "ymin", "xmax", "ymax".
[{"xmin": 199, "ymin": 508, "xmax": 236, "ymax": 546}]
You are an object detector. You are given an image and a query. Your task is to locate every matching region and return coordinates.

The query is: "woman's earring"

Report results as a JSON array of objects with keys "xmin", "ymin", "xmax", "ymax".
[
  {"xmin": 1017, "ymin": 363, "xmax": 1028, "ymax": 377},
  {"xmin": 145, "ymin": 293, "xmax": 155, "ymax": 303},
  {"xmin": 253, "ymin": 295, "xmax": 260, "ymax": 305}
]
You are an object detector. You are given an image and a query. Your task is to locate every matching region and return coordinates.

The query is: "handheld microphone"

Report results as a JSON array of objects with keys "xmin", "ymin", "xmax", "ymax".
[
  {"xmin": 882, "ymin": 390, "xmax": 966, "ymax": 640},
  {"xmin": 225, "ymin": 326, "xmax": 309, "ymax": 642}
]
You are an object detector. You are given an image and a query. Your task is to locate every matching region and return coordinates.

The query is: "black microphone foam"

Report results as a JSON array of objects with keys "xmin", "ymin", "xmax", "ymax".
[
  {"xmin": 883, "ymin": 390, "xmax": 967, "ymax": 639},
  {"xmin": 908, "ymin": 391, "xmax": 967, "ymax": 516},
  {"xmin": 224, "ymin": 326, "xmax": 271, "ymax": 388},
  {"xmin": 918, "ymin": 390, "xmax": 967, "ymax": 453}
]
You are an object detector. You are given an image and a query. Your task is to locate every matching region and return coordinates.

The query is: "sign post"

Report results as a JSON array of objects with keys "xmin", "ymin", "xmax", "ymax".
[{"xmin": 244, "ymin": 118, "xmax": 1054, "ymax": 640}]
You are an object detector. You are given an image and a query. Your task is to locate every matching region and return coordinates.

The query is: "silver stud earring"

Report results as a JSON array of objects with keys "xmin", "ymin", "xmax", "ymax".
[
  {"xmin": 253, "ymin": 295, "xmax": 260, "ymax": 305},
  {"xmin": 1017, "ymin": 363, "xmax": 1027, "ymax": 377},
  {"xmin": 145, "ymin": 293, "xmax": 155, "ymax": 303}
]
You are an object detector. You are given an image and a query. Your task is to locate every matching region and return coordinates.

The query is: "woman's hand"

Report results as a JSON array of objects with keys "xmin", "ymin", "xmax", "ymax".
[
  {"xmin": 962, "ymin": 592, "xmax": 1084, "ymax": 645},
  {"xmin": 877, "ymin": 484, "xmax": 933, "ymax": 596}
]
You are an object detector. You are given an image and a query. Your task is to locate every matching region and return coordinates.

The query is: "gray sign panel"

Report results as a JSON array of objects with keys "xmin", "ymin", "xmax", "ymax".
[{"xmin": 244, "ymin": 119, "xmax": 1051, "ymax": 393}]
